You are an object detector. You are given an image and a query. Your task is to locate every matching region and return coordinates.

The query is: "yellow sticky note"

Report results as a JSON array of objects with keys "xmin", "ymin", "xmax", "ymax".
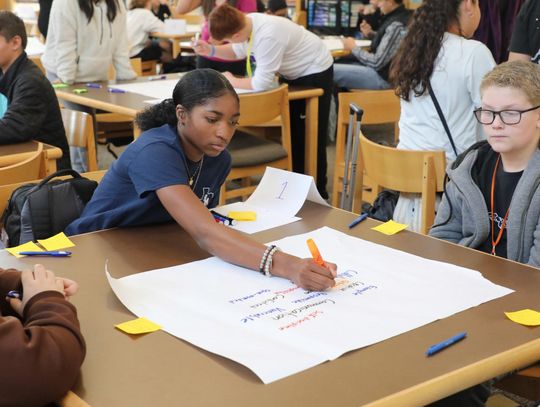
[
  {"xmin": 371, "ymin": 220, "xmax": 408, "ymax": 235},
  {"xmin": 6, "ymin": 241, "xmax": 43, "ymax": 258},
  {"xmin": 228, "ymin": 211, "xmax": 257, "ymax": 221},
  {"xmin": 505, "ymin": 309, "xmax": 540, "ymax": 327},
  {"xmin": 115, "ymin": 317, "xmax": 162, "ymax": 335},
  {"xmin": 37, "ymin": 232, "xmax": 75, "ymax": 251}
]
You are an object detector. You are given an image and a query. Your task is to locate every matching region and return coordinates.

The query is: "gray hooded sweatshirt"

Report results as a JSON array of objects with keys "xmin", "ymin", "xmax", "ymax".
[{"xmin": 430, "ymin": 142, "xmax": 540, "ymax": 267}]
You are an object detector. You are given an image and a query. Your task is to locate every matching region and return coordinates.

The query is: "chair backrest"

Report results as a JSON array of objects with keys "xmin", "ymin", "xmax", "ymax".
[
  {"xmin": 0, "ymin": 142, "xmax": 43, "ymax": 186},
  {"xmin": 357, "ymin": 131, "xmax": 446, "ymax": 234},
  {"xmin": 108, "ymin": 58, "xmax": 142, "ymax": 80},
  {"xmin": 61, "ymin": 109, "xmax": 98, "ymax": 171},
  {"xmin": 237, "ymin": 84, "xmax": 292, "ymax": 170},
  {"xmin": 332, "ymin": 89, "xmax": 401, "ymax": 208}
]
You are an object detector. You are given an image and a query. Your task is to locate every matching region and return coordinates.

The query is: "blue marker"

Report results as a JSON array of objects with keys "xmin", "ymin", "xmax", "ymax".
[
  {"xmin": 147, "ymin": 75, "xmax": 167, "ymax": 81},
  {"xmin": 6, "ymin": 290, "xmax": 21, "ymax": 299},
  {"xmin": 18, "ymin": 251, "xmax": 72, "ymax": 257},
  {"xmin": 108, "ymin": 87, "xmax": 126, "ymax": 93},
  {"xmin": 426, "ymin": 332, "xmax": 467, "ymax": 356},
  {"xmin": 348, "ymin": 212, "xmax": 369, "ymax": 229},
  {"xmin": 85, "ymin": 82, "xmax": 102, "ymax": 88}
]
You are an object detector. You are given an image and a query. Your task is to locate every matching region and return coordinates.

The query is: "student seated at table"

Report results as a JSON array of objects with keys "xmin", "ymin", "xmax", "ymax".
[
  {"xmin": 65, "ymin": 69, "xmax": 337, "ymax": 292},
  {"xmin": 127, "ymin": 0, "xmax": 173, "ymax": 64},
  {"xmin": 0, "ymin": 264, "xmax": 85, "ymax": 406},
  {"xmin": 193, "ymin": 4, "xmax": 334, "ymax": 198},
  {"xmin": 333, "ymin": 0, "xmax": 410, "ymax": 90},
  {"xmin": 0, "ymin": 11, "xmax": 71, "ymax": 170},
  {"xmin": 430, "ymin": 60, "xmax": 540, "ymax": 267}
]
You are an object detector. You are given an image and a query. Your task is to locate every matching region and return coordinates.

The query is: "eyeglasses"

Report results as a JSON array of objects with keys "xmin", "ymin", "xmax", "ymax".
[{"xmin": 473, "ymin": 105, "xmax": 540, "ymax": 125}]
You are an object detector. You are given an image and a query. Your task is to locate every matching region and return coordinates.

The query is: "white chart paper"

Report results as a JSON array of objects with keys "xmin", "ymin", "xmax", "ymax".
[
  {"xmin": 107, "ymin": 227, "xmax": 513, "ymax": 384},
  {"xmin": 322, "ymin": 38, "xmax": 371, "ymax": 51},
  {"xmin": 113, "ymin": 79, "xmax": 255, "ymax": 104},
  {"xmin": 216, "ymin": 167, "xmax": 329, "ymax": 234}
]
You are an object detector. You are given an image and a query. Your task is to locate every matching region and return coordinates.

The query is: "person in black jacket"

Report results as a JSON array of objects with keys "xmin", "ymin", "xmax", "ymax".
[{"xmin": 0, "ymin": 11, "xmax": 71, "ymax": 170}]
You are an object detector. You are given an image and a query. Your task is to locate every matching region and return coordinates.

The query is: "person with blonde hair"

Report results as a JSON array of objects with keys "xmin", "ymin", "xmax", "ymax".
[{"xmin": 431, "ymin": 60, "xmax": 540, "ymax": 266}]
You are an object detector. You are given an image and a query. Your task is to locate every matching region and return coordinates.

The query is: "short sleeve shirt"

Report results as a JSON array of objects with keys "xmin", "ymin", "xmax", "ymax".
[
  {"xmin": 509, "ymin": 0, "xmax": 540, "ymax": 64},
  {"xmin": 65, "ymin": 124, "xmax": 231, "ymax": 235}
]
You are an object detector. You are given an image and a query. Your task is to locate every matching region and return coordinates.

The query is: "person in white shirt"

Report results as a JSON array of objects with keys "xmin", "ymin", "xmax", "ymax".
[
  {"xmin": 42, "ymin": 0, "xmax": 137, "ymax": 173},
  {"xmin": 193, "ymin": 4, "xmax": 334, "ymax": 198},
  {"xmin": 42, "ymin": 0, "xmax": 137, "ymax": 84},
  {"xmin": 387, "ymin": 0, "xmax": 495, "ymax": 236},
  {"xmin": 127, "ymin": 0, "xmax": 172, "ymax": 63}
]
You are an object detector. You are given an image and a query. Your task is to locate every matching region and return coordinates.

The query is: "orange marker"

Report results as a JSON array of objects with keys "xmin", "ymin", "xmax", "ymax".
[{"xmin": 307, "ymin": 238, "xmax": 325, "ymax": 266}]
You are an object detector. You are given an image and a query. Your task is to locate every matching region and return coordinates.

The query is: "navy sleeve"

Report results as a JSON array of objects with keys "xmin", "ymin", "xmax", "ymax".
[{"xmin": 127, "ymin": 142, "xmax": 189, "ymax": 198}]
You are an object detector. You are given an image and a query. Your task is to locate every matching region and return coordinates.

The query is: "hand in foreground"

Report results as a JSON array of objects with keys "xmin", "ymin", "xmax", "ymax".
[
  {"xmin": 192, "ymin": 38, "xmax": 212, "ymax": 56},
  {"xmin": 341, "ymin": 36, "xmax": 358, "ymax": 51},
  {"xmin": 288, "ymin": 259, "xmax": 337, "ymax": 292},
  {"xmin": 7, "ymin": 264, "xmax": 78, "ymax": 315},
  {"xmin": 360, "ymin": 20, "xmax": 373, "ymax": 38}
]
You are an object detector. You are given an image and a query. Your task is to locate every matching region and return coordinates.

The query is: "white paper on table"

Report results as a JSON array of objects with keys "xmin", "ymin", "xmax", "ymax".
[
  {"xmin": 107, "ymin": 227, "xmax": 513, "ymax": 384},
  {"xmin": 115, "ymin": 79, "xmax": 255, "ymax": 103},
  {"xmin": 322, "ymin": 38, "xmax": 371, "ymax": 51},
  {"xmin": 26, "ymin": 37, "xmax": 45, "ymax": 56},
  {"xmin": 215, "ymin": 167, "xmax": 328, "ymax": 234},
  {"xmin": 164, "ymin": 19, "xmax": 186, "ymax": 34}
]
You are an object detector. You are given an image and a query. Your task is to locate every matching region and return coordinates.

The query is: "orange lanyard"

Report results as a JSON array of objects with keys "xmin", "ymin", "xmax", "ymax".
[{"xmin": 490, "ymin": 155, "xmax": 510, "ymax": 255}]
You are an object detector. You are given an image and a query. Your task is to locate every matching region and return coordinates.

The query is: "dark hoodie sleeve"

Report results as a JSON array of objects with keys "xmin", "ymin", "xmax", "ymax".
[{"xmin": 0, "ymin": 268, "xmax": 86, "ymax": 407}]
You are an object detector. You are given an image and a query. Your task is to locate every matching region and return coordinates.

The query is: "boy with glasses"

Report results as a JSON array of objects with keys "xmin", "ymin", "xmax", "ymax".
[{"xmin": 430, "ymin": 60, "xmax": 540, "ymax": 266}]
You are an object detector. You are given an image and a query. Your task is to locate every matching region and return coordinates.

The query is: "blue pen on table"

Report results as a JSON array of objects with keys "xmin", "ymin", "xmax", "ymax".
[
  {"xmin": 86, "ymin": 82, "xmax": 102, "ymax": 88},
  {"xmin": 6, "ymin": 290, "xmax": 21, "ymax": 299},
  {"xmin": 18, "ymin": 251, "xmax": 72, "ymax": 257},
  {"xmin": 147, "ymin": 75, "xmax": 167, "ymax": 81},
  {"xmin": 348, "ymin": 212, "xmax": 368, "ymax": 229},
  {"xmin": 108, "ymin": 87, "xmax": 126, "ymax": 93},
  {"xmin": 426, "ymin": 332, "xmax": 467, "ymax": 356},
  {"xmin": 210, "ymin": 210, "xmax": 236, "ymax": 226}
]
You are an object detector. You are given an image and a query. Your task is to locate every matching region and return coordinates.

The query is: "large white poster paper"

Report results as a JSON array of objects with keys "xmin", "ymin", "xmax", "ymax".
[{"xmin": 107, "ymin": 227, "xmax": 512, "ymax": 383}]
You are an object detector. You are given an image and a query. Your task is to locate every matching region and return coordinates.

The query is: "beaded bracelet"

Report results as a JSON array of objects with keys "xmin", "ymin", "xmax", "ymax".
[
  {"xmin": 259, "ymin": 245, "xmax": 276, "ymax": 275},
  {"xmin": 263, "ymin": 246, "xmax": 279, "ymax": 277}
]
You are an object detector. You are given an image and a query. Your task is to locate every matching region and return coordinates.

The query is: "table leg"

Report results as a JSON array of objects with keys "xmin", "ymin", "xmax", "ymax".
[{"xmin": 304, "ymin": 96, "xmax": 318, "ymax": 180}]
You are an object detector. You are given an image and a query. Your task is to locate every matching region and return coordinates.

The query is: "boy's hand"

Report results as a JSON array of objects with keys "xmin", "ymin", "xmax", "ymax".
[
  {"xmin": 341, "ymin": 37, "xmax": 357, "ymax": 51},
  {"xmin": 7, "ymin": 264, "xmax": 67, "ymax": 316}
]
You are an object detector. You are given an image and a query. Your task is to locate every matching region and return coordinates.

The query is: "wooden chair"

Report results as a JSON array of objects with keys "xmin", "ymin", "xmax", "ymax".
[
  {"xmin": 141, "ymin": 60, "xmax": 158, "ymax": 76},
  {"xmin": 220, "ymin": 84, "xmax": 292, "ymax": 204},
  {"xmin": 99, "ymin": 58, "xmax": 144, "ymax": 143},
  {"xmin": 61, "ymin": 109, "xmax": 98, "ymax": 171},
  {"xmin": 332, "ymin": 89, "xmax": 401, "ymax": 208},
  {"xmin": 0, "ymin": 142, "xmax": 43, "ymax": 186},
  {"xmin": 357, "ymin": 131, "xmax": 446, "ymax": 234}
]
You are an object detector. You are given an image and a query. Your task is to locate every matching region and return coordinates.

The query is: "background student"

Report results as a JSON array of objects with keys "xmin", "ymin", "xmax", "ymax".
[
  {"xmin": 431, "ymin": 60, "xmax": 540, "ymax": 266},
  {"xmin": 193, "ymin": 4, "xmax": 334, "ymax": 199},
  {"xmin": 42, "ymin": 0, "xmax": 136, "ymax": 85},
  {"xmin": 65, "ymin": 69, "xmax": 337, "ymax": 292},
  {"xmin": 0, "ymin": 264, "xmax": 86, "ymax": 406},
  {"xmin": 265, "ymin": 0, "xmax": 288, "ymax": 17},
  {"xmin": 388, "ymin": 0, "xmax": 495, "ymax": 232},
  {"xmin": 333, "ymin": 0, "xmax": 410, "ymax": 90},
  {"xmin": 0, "ymin": 11, "xmax": 71, "ymax": 170},
  {"xmin": 42, "ymin": 0, "xmax": 137, "ymax": 172},
  {"xmin": 175, "ymin": 0, "xmax": 256, "ymax": 75},
  {"xmin": 508, "ymin": 0, "xmax": 540, "ymax": 64},
  {"xmin": 127, "ymin": 0, "xmax": 172, "ymax": 64}
]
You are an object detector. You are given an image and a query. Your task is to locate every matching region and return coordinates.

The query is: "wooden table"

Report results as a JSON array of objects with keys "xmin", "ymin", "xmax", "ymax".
[
  {"xmin": 55, "ymin": 77, "xmax": 323, "ymax": 179},
  {"xmin": 1, "ymin": 202, "xmax": 539, "ymax": 406},
  {"xmin": 0, "ymin": 141, "xmax": 62, "ymax": 177},
  {"xmin": 152, "ymin": 24, "xmax": 202, "ymax": 57}
]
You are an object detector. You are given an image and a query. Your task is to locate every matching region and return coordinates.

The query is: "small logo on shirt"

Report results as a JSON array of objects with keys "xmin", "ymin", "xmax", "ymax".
[
  {"xmin": 201, "ymin": 187, "xmax": 214, "ymax": 207},
  {"xmin": 488, "ymin": 211, "xmax": 507, "ymax": 230}
]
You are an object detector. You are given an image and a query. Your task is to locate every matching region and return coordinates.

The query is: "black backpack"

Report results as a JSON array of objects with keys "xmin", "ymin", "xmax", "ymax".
[{"xmin": 1, "ymin": 169, "xmax": 98, "ymax": 247}]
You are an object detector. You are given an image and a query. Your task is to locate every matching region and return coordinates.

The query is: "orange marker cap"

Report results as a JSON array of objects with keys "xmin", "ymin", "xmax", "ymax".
[{"xmin": 306, "ymin": 238, "xmax": 325, "ymax": 266}]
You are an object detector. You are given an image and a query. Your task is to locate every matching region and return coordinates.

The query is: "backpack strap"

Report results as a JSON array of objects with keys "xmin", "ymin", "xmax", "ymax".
[{"xmin": 428, "ymin": 81, "xmax": 459, "ymax": 158}]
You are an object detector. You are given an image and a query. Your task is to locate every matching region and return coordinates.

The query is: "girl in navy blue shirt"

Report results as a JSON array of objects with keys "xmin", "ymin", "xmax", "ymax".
[{"xmin": 66, "ymin": 69, "xmax": 336, "ymax": 291}]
